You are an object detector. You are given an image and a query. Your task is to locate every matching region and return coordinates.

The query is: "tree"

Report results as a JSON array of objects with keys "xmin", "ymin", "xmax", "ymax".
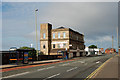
[
  {"xmin": 19, "ymin": 46, "xmax": 35, "ymax": 50},
  {"xmin": 19, "ymin": 46, "xmax": 36, "ymax": 57},
  {"xmin": 88, "ymin": 45, "xmax": 97, "ymax": 48}
]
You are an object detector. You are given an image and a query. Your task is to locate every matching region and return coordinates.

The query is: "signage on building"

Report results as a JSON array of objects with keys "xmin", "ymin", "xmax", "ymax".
[
  {"xmin": 69, "ymin": 44, "xmax": 72, "ymax": 46},
  {"xmin": 60, "ymin": 43, "xmax": 63, "ymax": 48},
  {"xmin": 52, "ymin": 41, "xmax": 68, "ymax": 44}
]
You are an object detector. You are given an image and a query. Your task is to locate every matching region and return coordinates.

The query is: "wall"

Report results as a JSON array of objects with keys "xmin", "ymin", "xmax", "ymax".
[
  {"xmin": 40, "ymin": 23, "xmax": 52, "ymax": 55},
  {"xmin": 69, "ymin": 30, "xmax": 84, "ymax": 50},
  {"xmin": 51, "ymin": 29, "xmax": 69, "ymax": 49}
]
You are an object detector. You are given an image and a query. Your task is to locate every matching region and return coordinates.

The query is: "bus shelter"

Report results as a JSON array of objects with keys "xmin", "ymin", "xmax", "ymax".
[
  {"xmin": 57, "ymin": 51, "xmax": 68, "ymax": 60},
  {"xmin": 9, "ymin": 49, "xmax": 36, "ymax": 64}
]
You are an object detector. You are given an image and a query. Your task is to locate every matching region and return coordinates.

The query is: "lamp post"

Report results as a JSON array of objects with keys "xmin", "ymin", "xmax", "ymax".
[{"xmin": 35, "ymin": 9, "xmax": 38, "ymax": 60}]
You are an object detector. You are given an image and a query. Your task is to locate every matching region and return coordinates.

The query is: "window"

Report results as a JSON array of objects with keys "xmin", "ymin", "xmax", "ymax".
[
  {"xmin": 53, "ymin": 33, "xmax": 55, "ymax": 39},
  {"xmin": 53, "ymin": 44, "xmax": 55, "ymax": 48},
  {"xmin": 43, "ymin": 33, "xmax": 46, "ymax": 39},
  {"xmin": 63, "ymin": 32, "xmax": 66, "ymax": 38},
  {"xmin": 77, "ymin": 36, "xmax": 78, "ymax": 40},
  {"xmin": 63, "ymin": 43, "xmax": 66, "ymax": 48},
  {"xmin": 58, "ymin": 44, "xmax": 60, "ymax": 48},
  {"xmin": 43, "ymin": 45, "xmax": 45, "ymax": 49},
  {"xmin": 58, "ymin": 32, "xmax": 60, "ymax": 38}
]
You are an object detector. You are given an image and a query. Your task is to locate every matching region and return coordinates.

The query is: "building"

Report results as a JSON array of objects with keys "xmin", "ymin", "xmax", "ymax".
[
  {"xmin": 100, "ymin": 48, "xmax": 104, "ymax": 53},
  {"xmin": 40, "ymin": 23, "xmax": 85, "ymax": 58},
  {"xmin": 105, "ymin": 48, "xmax": 116, "ymax": 54},
  {"xmin": 85, "ymin": 47, "xmax": 102, "ymax": 56}
]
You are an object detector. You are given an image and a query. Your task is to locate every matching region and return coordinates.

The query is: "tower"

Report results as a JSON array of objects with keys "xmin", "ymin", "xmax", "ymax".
[{"xmin": 40, "ymin": 23, "xmax": 52, "ymax": 55}]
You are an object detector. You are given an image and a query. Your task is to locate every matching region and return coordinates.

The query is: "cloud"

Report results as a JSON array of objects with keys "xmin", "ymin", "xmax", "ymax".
[
  {"xmin": 2, "ymin": 2, "xmax": 118, "ymax": 50},
  {"xmin": 2, "ymin": 0, "xmax": 120, "ymax": 2},
  {"xmin": 24, "ymin": 30, "xmax": 40, "ymax": 41},
  {"xmin": 86, "ymin": 35, "xmax": 112, "ymax": 43},
  {"xmin": 37, "ymin": 2, "xmax": 118, "ymax": 40}
]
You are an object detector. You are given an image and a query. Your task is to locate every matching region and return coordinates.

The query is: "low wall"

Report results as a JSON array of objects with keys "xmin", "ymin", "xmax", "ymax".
[{"xmin": 38, "ymin": 55, "xmax": 62, "ymax": 61}]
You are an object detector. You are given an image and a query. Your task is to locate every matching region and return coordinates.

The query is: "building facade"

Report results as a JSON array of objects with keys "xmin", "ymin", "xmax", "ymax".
[
  {"xmin": 40, "ymin": 23, "xmax": 85, "ymax": 58},
  {"xmin": 105, "ymin": 48, "xmax": 116, "ymax": 54}
]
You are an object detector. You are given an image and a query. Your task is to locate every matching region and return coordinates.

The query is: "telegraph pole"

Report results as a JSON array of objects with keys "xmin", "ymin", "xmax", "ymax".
[
  {"xmin": 112, "ymin": 35, "xmax": 114, "ymax": 49},
  {"xmin": 35, "ymin": 9, "xmax": 38, "ymax": 60},
  {"xmin": 117, "ymin": 27, "xmax": 119, "ymax": 52}
]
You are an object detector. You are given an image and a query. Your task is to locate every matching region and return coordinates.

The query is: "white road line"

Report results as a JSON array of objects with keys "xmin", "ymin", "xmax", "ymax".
[
  {"xmin": 78, "ymin": 61, "xmax": 85, "ymax": 64},
  {"xmin": 66, "ymin": 67, "xmax": 77, "ymax": 72},
  {"xmin": 37, "ymin": 68, "xmax": 46, "ymax": 71},
  {"xmin": 46, "ymin": 66, "xmax": 55, "ymax": 69},
  {"xmin": 43, "ymin": 73, "xmax": 60, "ymax": 80},
  {"xmin": 59, "ymin": 63, "xmax": 70, "ymax": 66},
  {"xmin": 37, "ymin": 66, "xmax": 55, "ymax": 71},
  {"xmin": 96, "ymin": 61, "xmax": 100, "ymax": 64},
  {"xmin": 2, "ymin": 72, "xmax": 30, "ymax": 78}
]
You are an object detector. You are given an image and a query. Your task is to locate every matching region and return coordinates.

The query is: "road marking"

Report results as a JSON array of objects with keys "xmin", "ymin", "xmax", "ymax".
[
  {"xmin": 59, "ymin": 63, "xmax": 70, "ymax": 66},
  {"xmin": 66, "ymin": 67, "xmax": 77, "ymax": 72},
  {"xmin": 43, "ymin": 73, "xmax": 60, "ymax": 80},
  {"xmin": 78, "ymin": 61, "xmax": 85, "ymax": 64},
  {"xmin": 2, "ymin": 72, "xmax": 30, "ymax": 78},
  {"xmin": 37, "ymin": 66, "xmax": 55, "ymax": 71},
  {"xmin": 46, "ymin": 66, "xmax": 55, "ymax": 69},
  {"xmin": 37, "ymin": 68, "xmax": 46, "ymax": 71},
  {"xmin": 84, "ymin": 56, "xmax": 113, "ymax": 80},
  {"xmin": 96, "ymin": 61, "xmax": 100, "ymax": 64}
]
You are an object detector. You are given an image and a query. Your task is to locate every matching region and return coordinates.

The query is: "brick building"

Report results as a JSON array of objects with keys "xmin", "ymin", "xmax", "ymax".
[
  {"xmin": 105, "ymin": 48, "xmax": 116, "ymax": 54},
  {"xmin": 40, "ymin": 23, "xmax": 85, "ymax": 58}
]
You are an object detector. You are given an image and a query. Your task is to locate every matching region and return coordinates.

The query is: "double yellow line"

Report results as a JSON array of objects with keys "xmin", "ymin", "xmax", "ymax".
[{"xmin": 84, "ymin": 56, "xmax": 114, "ymax": 80}]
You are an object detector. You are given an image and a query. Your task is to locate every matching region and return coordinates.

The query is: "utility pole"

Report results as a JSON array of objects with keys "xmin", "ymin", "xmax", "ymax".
[
  {"xmin": 112, "ymin": 35, "xmax": 114, "ymax": 49},
  {"xmin": 117, "ymin": 27, "xmax": 119, "ymax": 53},
  {"xmin": 35, "ymin": 9, "xmax": 38, "ymax": 60}
]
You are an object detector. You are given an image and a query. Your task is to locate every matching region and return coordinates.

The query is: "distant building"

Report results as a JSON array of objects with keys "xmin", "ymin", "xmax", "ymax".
[
  {"xmin": 85, "ymin": 47, "xmax": 102, "ymax": 56},
  {"xmin": 100, "ymin": 48, "xmax": 104, "ymax": 53},
  {"xmin": 40, "ymin": 23, "xmax": 85, "ymax": 58},
  {"xmin": 105, "ymin": 48, "xmax": 116, "ymax": 54}
]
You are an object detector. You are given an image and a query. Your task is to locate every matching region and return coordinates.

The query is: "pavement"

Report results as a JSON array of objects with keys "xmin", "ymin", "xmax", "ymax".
[
  {"xmin": 92, "ymin": 55, "xmax": 120, "ymax": 79},
  {"xmin": 1, "ymin": 54, "xmax": 114, "ymax": 80},
  {"xmin": 0, "ymin": 59, "xmax": 62, "ymax": 69}
]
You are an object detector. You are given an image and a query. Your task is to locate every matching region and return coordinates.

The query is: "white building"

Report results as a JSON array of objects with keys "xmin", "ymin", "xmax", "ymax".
[{"xmin": 85, "ymin": 47, "xmax": 102, "ymax": 56}]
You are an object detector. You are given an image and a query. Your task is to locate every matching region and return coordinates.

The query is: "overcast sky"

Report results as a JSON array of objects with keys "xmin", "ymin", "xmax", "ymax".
[{"xmin": 1, "ymin": 2, "xmax": 119, "ymax": 51}]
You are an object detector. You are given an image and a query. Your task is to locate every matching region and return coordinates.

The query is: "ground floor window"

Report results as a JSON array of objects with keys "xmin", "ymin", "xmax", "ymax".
[
  {"xmin": 58, "ymin": 44, "xmax": 60, "ymax": 48},
  {"xmin": 53, "ymin": 44, "xmax": 55, "ymax": 48},
  {"xmin": 43, "ymin": 45, "xmax": 45, "ymax": 49},
  {"xmin": 63, "ymin": 43, "xmax": 66, "ymax": 48}
]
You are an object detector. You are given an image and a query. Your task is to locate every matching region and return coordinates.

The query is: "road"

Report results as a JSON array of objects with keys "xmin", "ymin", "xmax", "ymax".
[{"xmin": 2, "ymin": 54, "xmax": 115, "ymax": 80}]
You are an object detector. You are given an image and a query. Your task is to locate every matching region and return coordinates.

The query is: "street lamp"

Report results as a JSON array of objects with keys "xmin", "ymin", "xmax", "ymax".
[{"xmin": 35, "ymin": 9, "xmax": 38, "ymax": 60}]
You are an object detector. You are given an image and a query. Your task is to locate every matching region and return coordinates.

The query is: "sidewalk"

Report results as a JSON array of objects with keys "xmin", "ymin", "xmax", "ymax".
[
  {"xmin": 0, "ymin": 59, "xmax": 62, "ymax": 69},
  {"xmin": 94, "ymin": 55, "xmax": 119, "ymax": 79}
]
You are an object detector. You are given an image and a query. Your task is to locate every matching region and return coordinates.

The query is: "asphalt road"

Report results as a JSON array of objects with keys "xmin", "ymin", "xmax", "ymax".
[{"xmin": 2, "ymin": 54, "xmax": 115, "ymax": 80}]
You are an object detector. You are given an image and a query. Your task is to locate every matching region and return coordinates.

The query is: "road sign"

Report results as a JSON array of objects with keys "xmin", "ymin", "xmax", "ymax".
[{"xmin": 69, "ymin": 44, "xmax": 72, "ymax": 46}]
